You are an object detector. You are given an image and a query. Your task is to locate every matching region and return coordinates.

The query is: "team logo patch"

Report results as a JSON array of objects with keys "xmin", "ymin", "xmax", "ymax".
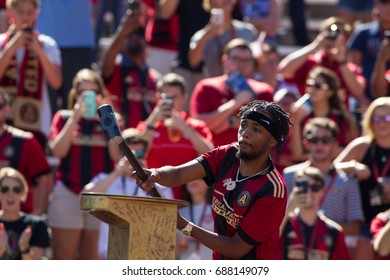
[
  {"xmin": 287, "ymin": 230, "xmax": 297, "ymax": 239},
  {"xmin": 3, "ymin": 145, "xmax": 14, "ymax": 157},
  {"xmin": 237, "ymin": 191, "xmax": 251, "ymax": 207},
  {"xmin": 19, "ymin": 101, "xmax": 39, "ymax": 124},
  {"xmin": 323, "ymin": 234, "xmax": 333, "ymax": 248}
]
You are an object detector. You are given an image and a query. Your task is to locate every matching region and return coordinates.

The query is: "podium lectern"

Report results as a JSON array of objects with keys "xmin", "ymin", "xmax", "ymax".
[{"xmin": 80, "ymin": 192, "xmax": 188, "ymax": 260}]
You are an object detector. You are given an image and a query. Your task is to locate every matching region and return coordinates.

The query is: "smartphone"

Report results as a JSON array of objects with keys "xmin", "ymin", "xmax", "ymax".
[
  {"xmin": 82, "ymin": 90, "xmax": 96, "ymax": 118},
  {"xmin": 226, "ymin": 71, "xmax": 255, "ymax": 96},
  {"xmin": 296, "ymin": 179, "xmax": 308, "ymax": 194},
  {"xmin": 211, "ymin": 8, "xmax": 224, "ymax": 26},
  {"xmin": 326, "ymin": 24, "xmax": 339, "ymax": 41},
  {"xmin": 128, "ymin": 0, "xmax": 140, "ymax": 14},
  {"xmin": 384, "ymin": 30, "xmax": 390, "ymax": 40}
]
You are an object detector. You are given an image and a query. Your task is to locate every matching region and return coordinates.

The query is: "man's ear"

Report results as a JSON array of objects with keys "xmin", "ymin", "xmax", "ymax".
[
  {"xmin": 269, "ymin": 137, "xmax": 277, "ymax": 148},
  {"xmin": 221, "ymin": 53, "xmax": 228, "ymax": 67}
]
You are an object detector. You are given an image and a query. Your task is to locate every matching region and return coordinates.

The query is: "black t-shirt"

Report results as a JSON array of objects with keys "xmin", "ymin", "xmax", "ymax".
[
  {"xmin": 0, "ymin": 214, "xmax": 50, "ymax": 260},
  {"xmin": 360, "ymin": 143, "xmax": 390, "ymax": 223}
]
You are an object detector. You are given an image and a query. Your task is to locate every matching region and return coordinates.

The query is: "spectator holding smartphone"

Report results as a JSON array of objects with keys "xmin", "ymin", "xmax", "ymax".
[
  {"xmin": 279, "ymin": 17, "xmax": 366, "ymax": 113},
  {"xmin": 279, "ymin": 166, "xmax": 350, "ymax": 260},
  {"xmin": 189, "ymin": 0, "xmax": 257, "ymax": 78},
  {"xmin": 137, "ymin": 73, "xmax": 214, "ymax": 200},
  {"xmin": 47, "ymin": 68, "xmax": 121, "ymax": 260},
  {"xmin": 0, "ymin": 0, "xmax": 62, "ymax": 148},
  {"xmin": 190, "ymin": 38, "xmax": 273, "ymax": 147}
]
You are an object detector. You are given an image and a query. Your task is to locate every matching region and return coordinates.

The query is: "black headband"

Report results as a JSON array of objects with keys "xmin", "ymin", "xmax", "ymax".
[{"xmin": 241, "ymin": 110, "xmax": 280, "ymax": 141}]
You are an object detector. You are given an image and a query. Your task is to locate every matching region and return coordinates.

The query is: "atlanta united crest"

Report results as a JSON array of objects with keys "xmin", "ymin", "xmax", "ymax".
[{"xmin": 237, "ymin": 191, "xmax": 251, "ymax": 207}]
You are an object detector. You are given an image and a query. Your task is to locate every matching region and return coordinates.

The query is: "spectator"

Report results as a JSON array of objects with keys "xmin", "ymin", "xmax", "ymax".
[
  {"xmin": 371, "ymin": 31, "xmax": 390, "ymax": 98},
  {"xmin": 82, "ymin": 128, "xmax": 173, "ymax": 259},
  {"xmin": 37, "ymin": 0, "xmax": 94, "ymax": 110},
  {"xmin": 189, "ymin": 0, "xmax": 257, "ymax": 77},
  {"xmin": 47, "ymin": 68, "xmax": 120, "ymax": 260},
  {"xmin": 157, "ymin": 0, "xmax": 210, "ymax": 95},
  {"xmin": 134, "ymin": 100, "xmax": 292, "ymax": 260},
  {"xmin": 337, "ymin": 0, "xmax": 374, "ymax": 27},
  {"xmin": 177, "ymin": 178, "xmax": 213, "ymax": 260},
  {"xmin": 283, "ymin": 117, "xmax": 364, "ymax": 258},
  {"xmin": 190, "ymin": 38, "xmax": 273, "ymax": 147},
  {"xmin": 0, "ymin": 0, "xmax": 8, "ymax": 33},
  {"xmin": 371, "ymin": 208, "xmax": 390, "ymax": 259},
  {"xmin": 94, "ymin": 0, "xmax": 127, "ymax": 50},
  {"xmin": 138, "ymin": 73, "xmax": 214, "ymax": 199},
  {"xmin": 0, "ymin": 167, "xmax": 50, "ymax": 260},
  {"xmin": 279, "ymin": 166, "xmax": 350, "ymax": 260},
  {"xmin": 0, "ymin": 89, "xmax": 53, "ymax": 216},
  {"xmin": 252, "ymin": 42, "xmax": 299, "ymax": 93},
  {"xmin": 347, "ymin": 0, "xmax": 390, "ymax": 111},
  {"xmin": 334, "ymin": 97, "xmax": 390, "ymax": 259},
  {"xmin": 290, "ymin": 67, "xmax": 359, "ymax": 160},
  {"xmin": 100, "ymin": 10, "xmax": 160, "ymax": 128},
  {"xmin": 271, "ymin": 88, "xmax": 300, "ymax": 172},
  {"xmin": 142, "ymin": 0, "xmax": 179, "ymax": 75},
  {"xmin": 0, "ymin": 0, "xmax": 62, "ymax": 148},
  {"xmin": 279, "ymin": 16, "xmax": 366, "ymax": 112},
  {"xmin": 239, "ymin": 0, "xmax": 281, "ymax": 45}
]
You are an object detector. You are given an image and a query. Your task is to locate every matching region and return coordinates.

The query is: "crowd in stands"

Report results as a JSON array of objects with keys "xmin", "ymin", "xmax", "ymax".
[{"xmin": 0, "ymin": 0, "xmax": 390, "ymax": 260}]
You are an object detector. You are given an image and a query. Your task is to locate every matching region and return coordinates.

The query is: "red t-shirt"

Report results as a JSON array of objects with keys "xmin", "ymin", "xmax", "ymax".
[
  {"xmin": 199, "ymin": 143, "xmax": 287, "ymax": 259},
  {"xmin": 137, "ymin": 111, "xmax": 212, "ymax": 199},
  {"xmin": 279, "ymin": 214, "xmax": 350, "ymax": 260},
  {"xmin": 0, "ymin": 126, "xmax": 51, "ymax": 213},
  {"xmin": 190, "ymin": 75, "xmax": 273, "ymax": 148}
]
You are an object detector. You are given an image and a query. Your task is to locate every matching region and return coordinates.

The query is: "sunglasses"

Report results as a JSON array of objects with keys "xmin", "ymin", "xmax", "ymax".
[
  {"xmin": 296, "ymin": 180, "xmax": 322, "ymax": 193},
  {"xmin": 306, "ymin": 135, "xmax": 333, "ymax": 144},
  {"xmin": 306, "ymin": 79, "xmax": 329, "ymax": 90},
  {"xmin": 372, "ymin": 114, "xmax": 390, "ymax": 125},
  {"xmin": 0, "ymin": 185, "xmax": 22, "ymax": 194}
]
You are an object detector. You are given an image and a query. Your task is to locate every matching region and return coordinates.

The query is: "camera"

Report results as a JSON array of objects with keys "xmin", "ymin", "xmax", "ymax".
[
  {"xmin": 326, "ymin": 24, "xmax": 340, "ymax": 41},
  {"xmin": 296, "ymin": 179, "xmax": 308, "ymax": 194}
]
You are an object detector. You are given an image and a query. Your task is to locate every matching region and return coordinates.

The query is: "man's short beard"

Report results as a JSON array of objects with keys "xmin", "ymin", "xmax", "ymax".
[{"xmin": 236, "ymin": 150, "xmax": 257, "ymax": 161}]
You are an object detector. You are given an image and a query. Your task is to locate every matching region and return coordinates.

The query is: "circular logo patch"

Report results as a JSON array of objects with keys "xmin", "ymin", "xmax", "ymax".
[{"xmin": 237, "ymin": 191, "xmax": 251, "ymax": 207}]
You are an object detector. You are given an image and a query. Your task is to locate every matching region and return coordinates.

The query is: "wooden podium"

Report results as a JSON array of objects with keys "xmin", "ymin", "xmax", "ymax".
[{"xmin": 80, "ymin": 192, "xmax": 188, "ymax": 260}]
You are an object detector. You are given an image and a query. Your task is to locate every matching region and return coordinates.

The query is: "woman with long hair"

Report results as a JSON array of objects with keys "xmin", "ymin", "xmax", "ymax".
[
  {"xmin": 334, "ymin": 97, "xmax": 390, "ymax": 259},
  {"xmin": 291, "ymin": 66, "xmax": 359, "ymax": 161},
  {"xmin": 47, "ymin": 68, "xmax": 120, "ymax": 260}
]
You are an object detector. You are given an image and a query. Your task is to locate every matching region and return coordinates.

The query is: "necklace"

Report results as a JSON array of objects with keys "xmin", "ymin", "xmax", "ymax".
[{"xmin": 226, "ymin": 162, "xmax": 271, "ymax": 191}]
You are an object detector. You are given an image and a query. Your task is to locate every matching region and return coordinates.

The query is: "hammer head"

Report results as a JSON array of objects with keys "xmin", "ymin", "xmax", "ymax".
[{"xmin": 97, "ymin": 104, "xmax": 121, "ymax": 140}]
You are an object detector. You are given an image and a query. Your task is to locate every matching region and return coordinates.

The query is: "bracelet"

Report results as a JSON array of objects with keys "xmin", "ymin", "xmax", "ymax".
[{"xmin": 19, "ymin": 247, "xmax": 30, "ymax": 255}]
